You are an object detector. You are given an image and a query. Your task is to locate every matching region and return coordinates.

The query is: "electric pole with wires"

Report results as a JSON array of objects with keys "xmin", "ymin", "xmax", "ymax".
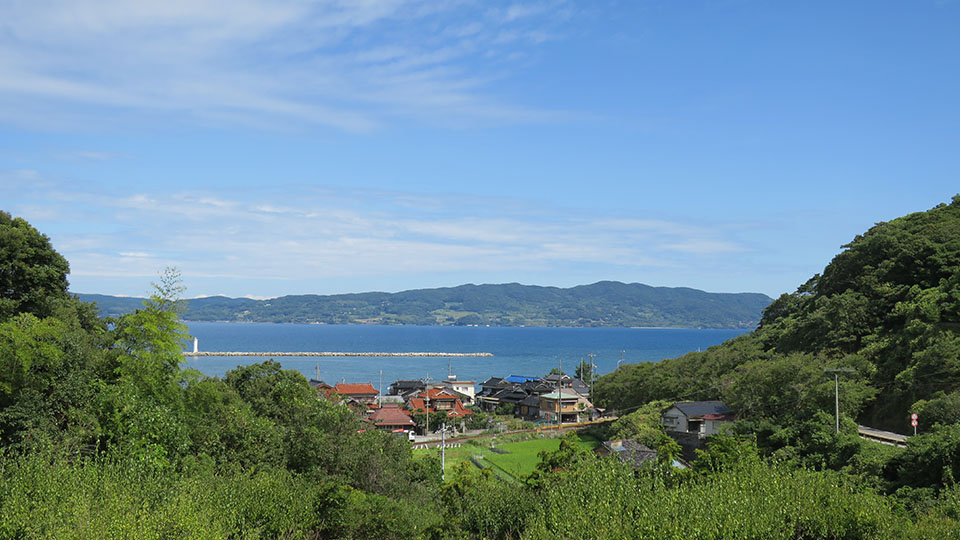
[{"xmin": 825, "ymin": 367, "xmax": 856, "ymax": 433}]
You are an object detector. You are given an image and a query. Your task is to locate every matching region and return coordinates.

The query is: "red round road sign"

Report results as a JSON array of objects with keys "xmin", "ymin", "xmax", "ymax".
[
  {"xmin": 911, "ymin": 413, "xmax": 918, "ymax": 420},
  {"xmin": 912, "ymin": 419, "xmax": 918, "ymax": 427}
]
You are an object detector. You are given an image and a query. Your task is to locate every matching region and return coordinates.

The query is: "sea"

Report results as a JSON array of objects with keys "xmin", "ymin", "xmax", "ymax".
[{"xmin": 183, "ymin": 322, "xmax": 749, "ymax": 389}]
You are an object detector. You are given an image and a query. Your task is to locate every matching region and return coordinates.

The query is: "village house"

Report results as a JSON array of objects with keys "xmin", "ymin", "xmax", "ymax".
[
  {"xmin": 388, "ymin": 379, "xmax": 426, "ymax": 399},
  {"xmin": 542, "ymin": 372, "xmax": 591, "ymax": 396},
  {"xmin": 441, "ymin": 375, "xmax": 476, "ymax": 404},
  {"xmin": 333, "ymin": 382, "xmax": 379, "ymax": 406},
  {"xmin": 309, "ymin": 379, "xmax": 334, "ymax": 397},
  {"xmin": 367, "ymin": 404, "xmax": 416, "ymax": 432},
  {"xmin": 538, "ymin": 389, "xmax": 593, "ymax": 424},
  {"xmin": 594, "ymin": 439, "xmax": 658, "ymax": 468},
  {"xmin": 406, "ymin": 388, "xmax": 473, "ymax": 419},
  {"xmin": 475, "ymin": 377, "xmax": 512, "ymax": 411},
  {"xmin": 476, "ymin": 372, "xmax": 591, "ymax": 418},
  {"xmin": 661, "ymin": 401, "xmax": 734, "ymax": 438}
]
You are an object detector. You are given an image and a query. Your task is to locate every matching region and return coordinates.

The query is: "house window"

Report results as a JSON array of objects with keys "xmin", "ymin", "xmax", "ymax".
[{"xmin": 687, "ymin": 420, "xmax": 702, "ymax": 433}]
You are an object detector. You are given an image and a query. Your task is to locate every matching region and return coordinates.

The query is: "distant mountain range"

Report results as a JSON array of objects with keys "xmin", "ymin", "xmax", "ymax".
[{"xmin": 76, "ymin": 281, "xmax": 772, "ymax": 329}]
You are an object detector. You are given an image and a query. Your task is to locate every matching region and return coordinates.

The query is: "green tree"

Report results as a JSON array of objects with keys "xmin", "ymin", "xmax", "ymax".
[
  {"xmin": 575, "ymin": 358, "xmax": 595, "ymax": 386},
  {"xmin": 0, "ymin": 211, "xmax": 70, "ymax": 322},
  {"xmin": 96, "ymin": 268, "xmax": 192, "ymax": 469}
]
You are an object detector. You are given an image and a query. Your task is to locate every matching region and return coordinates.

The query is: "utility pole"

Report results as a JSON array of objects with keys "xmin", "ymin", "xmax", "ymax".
[
  {"xmin": 618, "ymin": 350, "xmax": 625, "ymax": 370},
  {"xmin": 586, "ymin": 353, "xmax": 597, "ymax": 396},
  {"xmin": 825, "ymin": 368, "xmax": 855, "ymax": 433},
  {"xmin": 425, "ymin": 394, "xmax": 431, "ymax": 434},
  {"xmin": 556, "ymin": 358, "xmax": 562, "ymax": 428},
  {"xmin": 440, "ymin": 422, "xmax": 447, "ymax": 481}
]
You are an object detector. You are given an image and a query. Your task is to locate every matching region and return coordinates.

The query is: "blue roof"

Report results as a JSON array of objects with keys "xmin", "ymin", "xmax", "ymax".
[{"xmin": 505, "ymin": 375, "xmax": 538, "ymax": 383}]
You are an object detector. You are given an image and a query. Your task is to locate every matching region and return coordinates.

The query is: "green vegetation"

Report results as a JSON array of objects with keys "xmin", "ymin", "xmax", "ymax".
[
  {"xmin": 7, "ymin": 201, "xmax": 960, "ymax": 538},
  {"xmin": 79, "ymin": 280, "xmax": 772, "ymax": 328},
  {"xmin": 594, "ymin": 196, "xmax": 960, "ymax": 504}
]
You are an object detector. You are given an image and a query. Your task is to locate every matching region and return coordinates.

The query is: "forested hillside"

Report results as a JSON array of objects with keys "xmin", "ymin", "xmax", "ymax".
[
  {"xmin": 594, "ymin": 196, "xmax": 960, "ymax": 494},
  {"xmin": 78, "ymin": 281, "xmax": 771, "ymax": 329},
  {"xmin": 7, "ymin": 207, "xmax": 960, "ymax": 538}
]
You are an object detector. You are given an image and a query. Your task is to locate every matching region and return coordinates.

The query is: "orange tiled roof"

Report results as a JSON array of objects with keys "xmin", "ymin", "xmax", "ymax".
[
  {"xmin": 407, "ymin": 397, "xmax": 473, "ymax": 417},
  {"xmin": 418, "ymin": 388, "xmax": 459, "ymax": 400},
  {"xmin": 447, "ymin": 400, "xmax": 474, "ymax": 417},
  {"xmin": 335, "ymin": 383, "xmax": 378, "ymax": 395},
  {"xmin": 370, "ymin": 407, "xmax": 415, "ymax": 427},
  {"xmin": 407, "ymin": 398, "xmax": 431, "ymax": 413}
]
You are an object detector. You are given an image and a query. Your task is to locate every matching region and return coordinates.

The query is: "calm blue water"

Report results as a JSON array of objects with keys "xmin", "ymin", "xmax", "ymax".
[{"xmin": 183, "ymin": 323, "xmax": 748, "ymax": 388}]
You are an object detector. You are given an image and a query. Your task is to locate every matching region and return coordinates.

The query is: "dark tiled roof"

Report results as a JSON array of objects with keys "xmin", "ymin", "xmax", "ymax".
[
  {"xmin": 671, "ymin": 401, "xmax": 732, "ymax": 418},
  {"xmin": 542, "ymin": 373, "xmax": 569, "ymax": 383},
  {"xmin": 597, "ymin": 440, "xmax": 658, "ymax": 468},
  {"xmin": 492, "ymin": 387, "xmax": 529, "ymax": 403},
  {"xmin": 389, "ymin": 380, "xmax": 424, "ymax": 394},
  {"xmin": 520, "ymin": 395, "xmax": 541, "ymax": 407}
]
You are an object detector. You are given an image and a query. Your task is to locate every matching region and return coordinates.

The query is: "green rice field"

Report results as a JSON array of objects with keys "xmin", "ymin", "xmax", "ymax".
[{"xmin": 414, "ymin": 433, "xmax": 599, "ymax": 482}]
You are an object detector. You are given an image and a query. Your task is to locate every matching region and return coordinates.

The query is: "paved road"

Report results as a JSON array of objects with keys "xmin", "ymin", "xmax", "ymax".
[{"xmin": 858, "ymin": 425, "xmax": 909, "ymax": 447}]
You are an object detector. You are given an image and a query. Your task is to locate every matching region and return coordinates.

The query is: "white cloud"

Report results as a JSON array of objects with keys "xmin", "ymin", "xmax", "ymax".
[
  {"xmin": 0, "ymin": 0, "xmax": 574, "ymax": 132},
  {"xmin": 7, "ymin": 167, "xmax": 754, "ymax": 295},
  {"xmin": 12, "ymin": 178, "xmax": 745, "ymax": 286}
]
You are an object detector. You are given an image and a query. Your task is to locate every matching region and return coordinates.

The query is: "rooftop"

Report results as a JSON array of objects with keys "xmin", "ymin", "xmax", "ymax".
[
  {"xmin": 670, "ymin": 401, "xmax": 733, "ymax": 418},
  {"xmin": 335, "ymin": 382, "xmax": 378, "ymax": 395}
]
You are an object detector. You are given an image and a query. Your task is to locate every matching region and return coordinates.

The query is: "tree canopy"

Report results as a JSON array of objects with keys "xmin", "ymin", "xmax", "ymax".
[{"xmin": 0, "ymin": 210, "xmax": 70, "ymax": 322}]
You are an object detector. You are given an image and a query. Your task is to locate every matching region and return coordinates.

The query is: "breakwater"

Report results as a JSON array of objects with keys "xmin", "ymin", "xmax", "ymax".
[{"xmin": 183, "ymin": 351, "xmax": 494, "ymax": 357}]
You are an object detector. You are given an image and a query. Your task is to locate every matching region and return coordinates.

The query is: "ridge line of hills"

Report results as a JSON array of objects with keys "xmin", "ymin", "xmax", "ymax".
[{"xmin": 76, "ymin": 280, "xmax": 772, "ymax": 329}]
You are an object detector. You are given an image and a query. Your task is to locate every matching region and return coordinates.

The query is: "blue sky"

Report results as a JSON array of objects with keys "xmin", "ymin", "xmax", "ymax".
[{"xmin": 2, "ymin": 0, "xmax": 958, "ymax": 300}]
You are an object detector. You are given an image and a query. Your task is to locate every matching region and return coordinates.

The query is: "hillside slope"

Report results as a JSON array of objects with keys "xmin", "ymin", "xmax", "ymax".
[
  {"xmin": 77, "ymin": 281, "xmax": 772, "ymax": 329},
  {"xmin": 595, "ymin": 196, "xmax": 960, "ymax": 432}
]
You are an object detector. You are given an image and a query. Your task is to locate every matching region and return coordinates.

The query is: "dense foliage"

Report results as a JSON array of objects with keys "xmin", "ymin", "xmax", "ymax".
[
  {"xmin": 594, "ymin": 196, "xmax": 960, "ymax": 496},
  {"xmin": 6, "ymin": 206, "xmax": 960, "ymax": 538},
  {"xmin": 79, "ymin": 280, "xmax": 771, "ymax": 328}
]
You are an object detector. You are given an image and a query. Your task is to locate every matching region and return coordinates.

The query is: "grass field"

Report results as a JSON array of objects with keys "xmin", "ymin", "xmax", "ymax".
[{"xmin": 414, "ymin": 433, "xmax": 600, "ymax": 482}]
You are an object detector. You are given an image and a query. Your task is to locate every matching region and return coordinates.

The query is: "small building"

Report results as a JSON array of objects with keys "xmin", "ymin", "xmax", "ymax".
[
  {"xmin": 379, "ymin": 395, "xmax": 406, "ymax": 407},
  {"xmin": 661, "ymin": 401, "xmax": 734, "ymax": 438},
  {"xmin": 518, "ymin": 394, "xmax": 541, "ymax": 420},
  {"xmin": 542, "ymin": 372, "xmax": 591, "ymax": 396},
  {"xmin": 407, "ymin": 388, "xmax": 473, "ymax": 418},
  {"xmin": 538, "ymin": 389, "xmax": 592, "ymax": 424},
  {"xmin": 389, "ymin": 379, "xmax": 425, "ymax": 397},
  {"xmin": 594, "ymin": 440, "xmax": 658, "ymax": 468},
  {"xmin": 368, "ymin": 404, "xmax": 416, "ymax": 431},
  {"xmin": 441, "ymin": 376, "xmax": 477, "ymax": 404},
  {"xmin": 309, "ymin": 379, "xmax": 334, "ymax": 397},
  {"xmin": 334, "ymin": 382, "xmax": 379, "ymax": 405},
  {"xmin": 476, "ymin": 377, "xmax": 513, "ymax": 411}
]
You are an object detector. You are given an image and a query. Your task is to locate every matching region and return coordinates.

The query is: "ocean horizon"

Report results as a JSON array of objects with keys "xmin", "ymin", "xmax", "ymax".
[{"xmin": 183, "ymin": 322, "xmax": 749, "ymax": 389}]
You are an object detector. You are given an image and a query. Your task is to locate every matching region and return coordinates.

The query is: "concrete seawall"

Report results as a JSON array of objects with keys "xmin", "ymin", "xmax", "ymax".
[{"xmin": 183, "ymin": 351, "xmax": 494, "ymax": 357}]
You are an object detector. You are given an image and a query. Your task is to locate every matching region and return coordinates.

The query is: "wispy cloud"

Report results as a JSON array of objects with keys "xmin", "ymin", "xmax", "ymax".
[
  {"xmin": 8, "ymin": 170, "xmax": 751, "ymax": 295},
  {"xmin": 0, "ymin": 0, "xmax": 575, "ymax": 132}
]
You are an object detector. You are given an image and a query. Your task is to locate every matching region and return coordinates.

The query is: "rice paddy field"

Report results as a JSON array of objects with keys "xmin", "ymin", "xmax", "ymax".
[{"xmin": 414, "ymin": 433, "xmax": 600, "ymax": 482}]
